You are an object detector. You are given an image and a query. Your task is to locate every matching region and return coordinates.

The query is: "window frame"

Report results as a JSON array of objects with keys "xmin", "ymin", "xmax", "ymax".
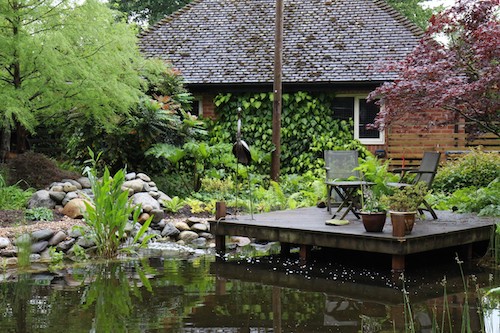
[{"xmin": 335, "ymin": 94, "xmax": 385, "ymax": 145}]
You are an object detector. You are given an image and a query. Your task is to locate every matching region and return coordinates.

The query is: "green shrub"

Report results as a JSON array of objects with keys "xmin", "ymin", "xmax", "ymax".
[
  {"xmin": 0, "ymin": 183, "xmax": 32, "ymax": 210},
  {"xmin": 434, "ymin": 149, "xmax": 500, "ymax": 193},
  {"xmin": 25, "ymin": 207, "xmax": 54, "ymax": 221}
]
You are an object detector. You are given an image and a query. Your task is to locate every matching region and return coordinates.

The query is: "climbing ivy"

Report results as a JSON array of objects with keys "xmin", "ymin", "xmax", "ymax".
[{"xmin": 209, "ymin": 92, "xmax": 368, "ymax": 175}]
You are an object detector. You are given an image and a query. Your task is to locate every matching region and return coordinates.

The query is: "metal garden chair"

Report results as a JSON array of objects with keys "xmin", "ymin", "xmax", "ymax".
[{"xmin": 388, "ymin": 151, "xmax": 441, "ymax": 219}]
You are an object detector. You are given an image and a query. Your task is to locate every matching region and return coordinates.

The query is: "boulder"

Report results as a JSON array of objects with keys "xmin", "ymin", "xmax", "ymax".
[
  {"xmin": 150, "ymin": 209, "xmax": 164, "ymax": 223},
  {"xmin": 191, "ymin": 223, "xmax": 208, "ymax": 232},
  {"xmin": 125, "ymin": 172, "xmax": 136, "ymax": 181},
  {"xmin": 31, "ymin": 229, "xmax": 54, "ymax": 242},
  {"xmin": 62, "ymin": 191, "xmax": 79, "ymax": 206},
  {"xmin": 28, "ymin": 190, "xmax": 57, "ymax": 209},
  {"xmin": 122, "ymin": 179, "xmax": 145, "ymax": 193},
  {"xmin": 62, "ymin": 182, "xmax": 78, "ymax": 193},
  {"xmin": 62, "ymin": 179, "xmax": 82, "ymax": 190},
  {"xmin": 62, "ymin": 198, "xmax": 89, "ymax": 219},
  {"xmin": 131, "ymin": 192, "xmax": 160, "ymax": 211},
  {"xmin": 136, "ymin": 173, "xmax": 151, "ymax": 182},
  {"xmin": 161, "ymin": 222, "xmax": 180, "ymax": 238},
  {"xmin": 48, "ymin": 231, "xmax": 67, "ymax": 246},
  {"xmin": 77, "ymin": 177, "xmax": 92, "ymax": 188},
  {"xmin": 174, "ymin": 221, "xmax": 190, "ymax": 231},
  {"xmin": 178, "ymin": 230, "xmax": 199, "ymax": 243},
  {"xmin": 191, "ymin": 237, "xmax": 207, "ymax": 248},
  {"xmin": 0, "ymin": 237, "xmax": 11, "ymax": 249},
  {"xmin": 56, "ymin": 238, "xmax": 76, "ymax": 252},
  {"xmin": 49, "ymin": 191, "xmax": 66, "ymax": 203},
  {"xmin": 31, "ymin": 241, "xmax": 48, "ymax": 253},
  {"xmin": 138, "ymin": 213, "xmax": 151, "ymax": 225}
]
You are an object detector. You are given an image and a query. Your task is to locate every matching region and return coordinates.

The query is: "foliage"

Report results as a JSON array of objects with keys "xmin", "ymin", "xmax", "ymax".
[
  {"xmin": 83, "ymin": 149, "xmax": 153, "ymax": 258},
  {"xmin": 65, "ymin": 60, "xmax": 203, "ymax": 173},
  {"xmin": 0, "ymin": 181, "xmax": 32, "ymax": 210},
  {"xmin": 25, "ymin": 207, "xmax": 54, "ymax": 221},
  {"xmin": 368, "ymin": 0, "xmax": 500, "ymax": 138},
  {"xmin": 442, "ymin": 179, "xmax": 500, "ymax": 217},
  {"xmin": 162, "ymin": 196, "xmax": 185, "ymax": 213},
  {"xmin": 0, "ymin": 0, "xmax": 149, "ymax": 156},
  {"xmin": 356, "ymin": 154, "xmax": 398, "ymax": 212},
  {"xmin": 385, "ymin": 0, "xmax": 436, "ymax": 30},
  {"xmin": 433, "ymin": 149, "xmax": 500, "ymax": 193},
  {"xmin": 382, "ymin": 182, "xmax": 429, "ymax": 212},
  {"xmin": 110, "ymin": 0, "xmax": 192, "ymax": 27},
  {"xmin": 210, "ymin": 92, "xmax": 369, "ymax": 176}
]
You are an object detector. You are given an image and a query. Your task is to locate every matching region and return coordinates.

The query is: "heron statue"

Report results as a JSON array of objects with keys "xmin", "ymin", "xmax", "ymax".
[{"xmin": 232, "ymin": 107, "xmax": 253, "ymax": 219}]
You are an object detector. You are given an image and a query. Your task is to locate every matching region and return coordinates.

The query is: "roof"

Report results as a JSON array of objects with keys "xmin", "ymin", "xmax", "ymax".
[{"xmin": 139, "ymin": 0, "xmax": 423, "ymax": 86}]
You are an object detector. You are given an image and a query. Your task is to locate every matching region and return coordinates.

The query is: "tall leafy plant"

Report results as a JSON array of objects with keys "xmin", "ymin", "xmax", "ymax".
[{"xmin": 83, "ymin": 149, "xmax": 152, "ymax": 258}]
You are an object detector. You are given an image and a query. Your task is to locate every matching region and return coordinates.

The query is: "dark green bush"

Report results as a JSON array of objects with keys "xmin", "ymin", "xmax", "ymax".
[{"xmin": 433, "ymin": 149, "xmax": 500, "ymax": 193}]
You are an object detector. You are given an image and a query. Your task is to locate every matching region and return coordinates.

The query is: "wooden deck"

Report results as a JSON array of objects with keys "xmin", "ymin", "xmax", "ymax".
[{"xmin": 209, "ymin": 207, "xmax": 497, "ymax": 271}]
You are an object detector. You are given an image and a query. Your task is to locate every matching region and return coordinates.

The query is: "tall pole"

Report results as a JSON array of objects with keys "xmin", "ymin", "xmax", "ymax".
[{"xmin": 271, "ymin": 0, "xmax": 283, "ymax": 182}]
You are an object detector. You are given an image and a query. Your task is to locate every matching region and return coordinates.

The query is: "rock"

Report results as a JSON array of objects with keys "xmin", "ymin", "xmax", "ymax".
[
  {"xmin": 155, "ymin": 219, "xmax": 167, "ymax": 229},
  {"xmin": 122, "ymin": 179, "xmax": 145, "ymax": 193},
  {"xmin": 2, "ymin": 257, "xmax": 18, "ymax": 265},
  {"xmin": 150, "ymin": 209, "xmax": 164, "ymax": 223},
  {"xmin": 50, "ymin": 184, "xmax": 64, "ymax": 192},
  {"xmin": 186, "ymin": 216, "xmax": 206, "ymax": 226},
  {"xmin": 142, "ymin": 204, "xmax": 154, "ymax": 213},
  {"xmin": 178, "ymin": 230, "xmax": 199, "ymax": 243},
  {"xmin": 77, "ymin": 177, "xmax": 92, "ymax": 188},
  {"xmin": 0, "ymin": 248, "xmax": 17, "ymax": 257},
  {"xmin": 138, "ymin": 213, "xmax": 151, "ymax": 225},
  {"xmin": 125, "ymin": 172, "xmax": 136, "ymax": 181},
  {"xmin": 136, "ymin": 173, "xmax": 151, "ymax": 182},
  {"xmin": 28, "ymin": 190, "xmax": 57, "ymax": 209},
  {"xmin": 62, "ymin": 182, "xmax": 78, "ymax": 192},
  {"xmin": 191, "ymin": 223, "xmax": 208, "ymax": 232},
  {"xmin": 69, "ymin": 227, "xmax": 84, "ymax": 238},
  {"xmin": 48, "ymin": 231, "xmax": 67, "ymax": 246},
  {"xmin": 131, "ymin": 193, "xmax": 160, "ymax": 211},
  {"xmin": 56, "ymin": 238, "xmax": 76, "ymax": 252},
  {"xmin": 149, "ymin": 191, "xmax": 160, "ymax": 199},
  {"xmin": 29, "ymin": 254, "xmax": 41, "ymax": 262},
  {"xmin": 62, "ymin": 179, "xmax": 82, "ymax": 190},
  {"xmin": 62, "ymin": 191, "xmax": 79, "ymax": 206},
  {"xmin": 62, "ymin": 198, "xmax": 89, "ymax": 219},
  {"xmin": 0, "ymin": 237, "xmax": 11, "ymax": 249},
  {"xmin": 40, "ymin": 248, "xmax": 51, "ymax": 261},
  {"xmin": 174, "ymin": 221, "xmax": 190, "ymax": 231},
  {"xmin": 49, "ymin": 191, "xmax": 66, "ymax": 203},
  {"xmin": 199, "ymin": 232, "xmax": 214, "ymax": 240},
  {"xmin": 230, "ymin": 236, "xmax": 251, "ymax": 247},
  {"xmin": 161, "ymin": 222, "xmax": 180, "ymax": 237},
  {"xmin": 31, "ymin": 241, "xmax": 48, "ymax": 253},
  {"xmin": 158, "ymin": 192, "xmax": 172, "ymax": 205},
  {"xmin": 191, "ymin": 237, "xmax": 207, "ymax": 248},
  {"xmin": 31, "ymin": 229, "xmax": 54, "ymax": 241},
  {"xmin": 77, "ymin": 237, "xmax": 95, "ymax": 248},
  {"xmin": 14, "ymin": 233, "xmax": 31, "ymax": 246}
]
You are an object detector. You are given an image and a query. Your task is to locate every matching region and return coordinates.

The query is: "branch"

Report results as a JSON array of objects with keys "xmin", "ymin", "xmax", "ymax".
[{"xmin": 445, "ymin": 105, "xmax": 500, "ymax": 138}]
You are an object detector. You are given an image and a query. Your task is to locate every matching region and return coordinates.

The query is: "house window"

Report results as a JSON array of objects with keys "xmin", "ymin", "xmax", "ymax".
[
  {"xmin": 192, "ymin": 96, "xmax": 203, "ymax": 117},
  {"xmin": 331, "ymin": 95, "xmax": 384, "ymax": 144}
]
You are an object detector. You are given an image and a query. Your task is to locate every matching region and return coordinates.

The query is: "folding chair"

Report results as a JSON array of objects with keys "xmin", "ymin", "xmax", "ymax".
[
  {"xmin": 388, "ymin": 151, "xmax": 441, "ymax": 219},
  {"xmin": 324, "ymin": 150, "xmax": 369, "ymax": 220}
]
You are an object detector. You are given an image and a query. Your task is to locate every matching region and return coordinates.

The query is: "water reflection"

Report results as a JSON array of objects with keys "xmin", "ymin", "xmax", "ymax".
[{"xmin": 0, "ymin": 254, "xmax": 498, "ymax": 332}]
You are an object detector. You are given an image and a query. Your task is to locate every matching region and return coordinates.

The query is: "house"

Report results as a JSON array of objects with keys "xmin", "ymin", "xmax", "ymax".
[{"xmin": 139, "ymin": 0, "xmax": 496, "ymax": 166}]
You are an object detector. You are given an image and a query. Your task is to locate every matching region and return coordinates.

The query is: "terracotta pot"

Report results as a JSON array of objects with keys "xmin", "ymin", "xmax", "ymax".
[
  {"xmin": 390, "ymin": 211, "xmax": 416, "ymax": 237},
  {"xmin": 360, "ymin": 212, "xmax": 387, "ymax": 232}
]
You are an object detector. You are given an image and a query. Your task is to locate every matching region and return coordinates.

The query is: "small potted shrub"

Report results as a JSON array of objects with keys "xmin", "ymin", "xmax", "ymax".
[
  {"xmin": 356, "ymin": 156, "xmax": 397, "ymax": 232},
  {"xmin": 381, "ymin": 182, "xmax": 429, "ymax": 236}
]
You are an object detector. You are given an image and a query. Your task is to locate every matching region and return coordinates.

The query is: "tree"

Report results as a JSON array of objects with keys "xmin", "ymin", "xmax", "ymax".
[
  {"xmin": 369, "ymin": 0, "xmax": 500, "ymax": 138},
  {"xmin": 109, "ymin": 0, "xmax": 192, "ymax": 27},
  {"xmin": 386, "ymin": 0, "xmax": 436, "ymax": 30},
  {"xmin": 0, "ymin": 0, "xmax": 148, "ymax": 159}
]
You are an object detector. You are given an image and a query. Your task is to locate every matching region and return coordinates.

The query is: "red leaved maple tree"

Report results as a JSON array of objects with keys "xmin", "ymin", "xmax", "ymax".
[{"xmin": 368, "ymin": 0, "xmax": 499, "ymax": 138}]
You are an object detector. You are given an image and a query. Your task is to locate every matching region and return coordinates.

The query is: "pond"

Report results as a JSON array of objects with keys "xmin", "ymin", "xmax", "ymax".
[{"xmin": 0, "ymin": 244, "xmax": 498, "ymax": 333}]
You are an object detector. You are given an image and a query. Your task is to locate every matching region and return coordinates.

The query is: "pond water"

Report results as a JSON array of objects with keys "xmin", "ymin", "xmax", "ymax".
[{"xmin": 0, "ymin": 244, "xmax": 498, "ymax": 333}]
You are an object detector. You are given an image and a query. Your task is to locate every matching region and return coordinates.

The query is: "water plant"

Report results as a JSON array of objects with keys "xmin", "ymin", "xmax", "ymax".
[{"xmin": 83, "ymin": 149, "xmax": 153, "ymax": 258}]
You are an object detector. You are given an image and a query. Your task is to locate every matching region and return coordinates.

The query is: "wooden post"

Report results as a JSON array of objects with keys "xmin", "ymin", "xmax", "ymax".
[
  {"xmin": 280, "ymin": 242, "xmax": 291, "ymax": 256},
  {"xmin": 392, "ymin": 254, "xmax": 405, "ymax": 272},
  {"xmin": 271, "ymin": 0, "xmax": 283, "ymax": 182},
  {"xmin": 299, "ymin": 245, "xmax": 310, "ymax": 264},
  {"xmin": 216, "ymin": 201, "xmax": 226, "ymax": 220}
]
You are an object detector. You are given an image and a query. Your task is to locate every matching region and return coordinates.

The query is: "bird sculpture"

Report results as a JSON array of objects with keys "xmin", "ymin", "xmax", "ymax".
[{"xmin": 232, "ymin": 107, "xmax": 251, "ymax": 165}]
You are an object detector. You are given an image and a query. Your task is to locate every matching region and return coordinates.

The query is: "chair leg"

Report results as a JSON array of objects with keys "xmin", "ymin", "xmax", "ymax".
[
  {"xmin": 326, "ymin": 185, "xmax": 332, "ymax": 212},
  {"xmin": 422, "ymin": 199, "xmax": 438, "ymax": 220}
]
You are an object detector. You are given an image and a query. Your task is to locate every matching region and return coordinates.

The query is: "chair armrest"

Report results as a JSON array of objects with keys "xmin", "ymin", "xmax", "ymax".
[{"xmin": 391, "ymin": 167, "xmax": 416, "ymax": 173}]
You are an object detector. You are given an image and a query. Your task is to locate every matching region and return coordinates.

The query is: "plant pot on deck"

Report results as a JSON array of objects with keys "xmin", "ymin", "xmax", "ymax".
[
  {"xmin": 390, "ymin": 211, "xmax": 416, "ymax": 237},
  {"xmin": 360, "ymin": 212, "xmax": 387, "ymax": 232}
]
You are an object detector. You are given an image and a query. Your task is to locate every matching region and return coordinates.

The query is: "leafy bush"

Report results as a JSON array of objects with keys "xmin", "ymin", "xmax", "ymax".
[
  {"xmin": 433, "ymin": 149, "xmax": 500, "ymax": 193},
  {"xmin": 25, "ymin": 207, "xmax": 54, "ymax": 221},
  {"xmin": 0, "ymin": 178, "xmax": 33, "ymax": 210},
  {"xmin": 446, "ymin": 179, "xmax": 500, "ymax": 217}
]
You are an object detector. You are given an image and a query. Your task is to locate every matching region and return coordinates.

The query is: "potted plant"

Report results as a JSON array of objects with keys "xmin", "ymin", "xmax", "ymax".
[
  {"xmin": 381, "ymin": 182, "xmax": 429, "ymax": 237},
  {"xmin": 356, "ymin": 156, "xmax": 397, "ymax": 232}
]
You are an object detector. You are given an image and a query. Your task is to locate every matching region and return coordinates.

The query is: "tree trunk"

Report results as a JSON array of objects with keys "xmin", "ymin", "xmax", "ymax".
[{"xmin": 0, "ymin": 126, "xmax": 11, "ymax": 163}]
